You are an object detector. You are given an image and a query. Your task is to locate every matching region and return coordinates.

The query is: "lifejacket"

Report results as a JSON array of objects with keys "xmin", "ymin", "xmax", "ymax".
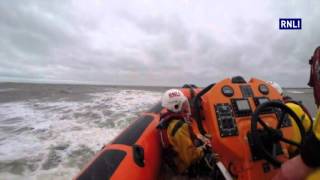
[
  {"xmin": 284, "ymin": 99, "xmax": 313, "ymax": 133},
  {"xmin": 157, "ymin": 111, "xmax": 196, "ymax": 149},
  {"xmin": 157, "ymin": 111, "xmax": 198, "ymax": 172},
  {"xmin": 283, "ymin": 99, "xmax": 313, "ymax": 156},
  {"xmin": 315, "ymin": 108, "xmax": 320, "ymax": 140}
]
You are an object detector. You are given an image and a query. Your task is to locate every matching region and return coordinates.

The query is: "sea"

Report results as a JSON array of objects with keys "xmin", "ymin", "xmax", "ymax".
[{"xmin": 0, "ymin": 83, "xmax": 317, "ymax": 180}]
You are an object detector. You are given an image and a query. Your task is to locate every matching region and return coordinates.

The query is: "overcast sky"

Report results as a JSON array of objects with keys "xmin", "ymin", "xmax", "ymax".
[{"xmin": 0, "ymin": 0, "xmax": 319, "ymax": 87}]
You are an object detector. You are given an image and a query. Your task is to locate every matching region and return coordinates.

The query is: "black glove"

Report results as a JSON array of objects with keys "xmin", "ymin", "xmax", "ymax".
[
  {"xmin": 203, "ymin": 153, "xmax": 215, "ymax": 170},
  {"xmin": 202, "ymin": 144, "xmax": 212, "ymax": 154},
  {"xmin": 301, "ymin": 132, "xmax": 320, "ymax": 168}
]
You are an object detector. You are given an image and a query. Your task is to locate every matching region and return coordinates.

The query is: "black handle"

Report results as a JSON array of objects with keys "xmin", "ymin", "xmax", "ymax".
[{"xmin": 132, "ymin": 144, "xmax": 145, "ymax": 167}]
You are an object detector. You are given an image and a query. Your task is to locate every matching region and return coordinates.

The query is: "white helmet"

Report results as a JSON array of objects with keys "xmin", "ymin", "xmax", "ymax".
[
  {"xmin": 267, "ymin": 81, "xmax": 283, "ymax": 95},
  {"xmin": 161, "ymin": 89, "xmax": 188, "ymax": 113}
]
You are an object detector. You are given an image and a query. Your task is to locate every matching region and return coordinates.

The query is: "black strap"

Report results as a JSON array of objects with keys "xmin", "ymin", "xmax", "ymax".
[
  {"xmin": 157, "ymin": 118, "xmax": 170, "ymax": 129},
  {"xmin": 171, "ymin": 120, "xmax": 185, "ymax": 137},
  {"xmin": 182, "ymin": 84, "xmax": 196, "ymax": 107},
  {"xmin": 193, "ymin": 83, "xmax": 215, "ymax": 135}
]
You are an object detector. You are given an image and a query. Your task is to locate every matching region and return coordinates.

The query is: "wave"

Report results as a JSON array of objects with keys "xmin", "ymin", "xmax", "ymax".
[
  {"xmin": 0, "ymin": 88, "xmax": 162, "ymax": 179},
  {"xmin": 286, "ymin": 90, "xmax": 305, "ymax": 94}
]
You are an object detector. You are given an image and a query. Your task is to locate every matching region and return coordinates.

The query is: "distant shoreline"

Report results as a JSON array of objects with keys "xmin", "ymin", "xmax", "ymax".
[
  {"xmin": 0, "ymin": 81, "xmax": 312, "ymax": 89},
  {"xmin": 0, "ymin": 81, "xmax": 175, "ymax": 89}
]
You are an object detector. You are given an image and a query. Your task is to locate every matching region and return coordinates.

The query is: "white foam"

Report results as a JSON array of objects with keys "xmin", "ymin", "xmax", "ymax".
[
  {"xmin": 0, "ymin": 88, "xmax": 16, "ymax": 92},
  {"xmin": 0, "ymin": 88, "xmax": 162, "ymax": 179},
  {"xmin": 0, "ymin": 134, "xmax": 42, "ymax": 161},
  {"xmin": 286, "ymin": 90, "xmax": 305, "ymax": 94},
  {"xmin": 0, "ymin": 166, "xmax": 80, "ymax": 180},
  {"xmin": 0, "ymin": 173, "xmax": 33, "ymax": 180}
]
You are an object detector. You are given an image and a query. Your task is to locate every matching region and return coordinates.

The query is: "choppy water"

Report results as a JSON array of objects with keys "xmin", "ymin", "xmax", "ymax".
[
  {"xmin": 0, "ymin": 83, "xmax": 165, "ymax": 180},
  {"xmin": 0, "ymin": 83, "xmax": 317, "ymax": 180}
]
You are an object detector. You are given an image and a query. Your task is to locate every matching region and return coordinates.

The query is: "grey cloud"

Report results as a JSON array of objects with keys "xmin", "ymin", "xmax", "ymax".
[
  {"xmin": 0, "ymin": 1, "xmax": 319, "ymax": 87},
  {"xmin": 123, "ymin": 13, "xmax": 191, "ymax": 51}
]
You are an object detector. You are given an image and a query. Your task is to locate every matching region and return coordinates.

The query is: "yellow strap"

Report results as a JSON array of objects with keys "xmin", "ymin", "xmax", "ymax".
[{"xmin": 314, "ymin": 108, "xmax": 320, "ymax": 140}]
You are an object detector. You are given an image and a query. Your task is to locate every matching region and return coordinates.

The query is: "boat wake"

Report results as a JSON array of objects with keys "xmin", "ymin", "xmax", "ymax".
[{"xmin": 0, "ymin": 88, "xmax": 162, "ymax": 180}]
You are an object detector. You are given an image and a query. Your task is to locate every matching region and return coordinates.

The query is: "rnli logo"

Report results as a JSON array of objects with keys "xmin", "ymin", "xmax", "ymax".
[
  {"xmin": 169, "ymin": 92, "xmax": 180, "ymax": 98},
  {"xmin": 279, "ymin": 18, "xmax": 302, "ymax": 30}
]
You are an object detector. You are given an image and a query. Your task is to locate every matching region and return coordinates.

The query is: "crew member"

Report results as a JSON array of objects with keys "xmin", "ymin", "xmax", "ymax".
[
  {"xmin": 157, "ymin": 89, "xmax": 216, "ymax": 176},
  {"xmin": 273, "ymin": 109, "xmax": 320, "ymax": 180},
  {"xmin": 271, "ymin": 70, "xmax": 320, "ymax": 180},
  {"xmin": 267, "ymin": 81, "xmax": 312, "ymax": 154},
  {"xmin": 308, "ymin": 46, "xmax": 320, "ymax": 107}
]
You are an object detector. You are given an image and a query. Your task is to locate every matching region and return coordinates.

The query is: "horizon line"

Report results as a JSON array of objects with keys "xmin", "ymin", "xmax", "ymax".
[{"xmin": 0, "ymin": 81, "xmax": 312, "ymax": 89}]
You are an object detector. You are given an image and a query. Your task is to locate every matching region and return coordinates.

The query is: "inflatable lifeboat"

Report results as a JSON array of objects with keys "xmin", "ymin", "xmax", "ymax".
[{"xmin": 74, "ymin": 77, "xmax": 309, "ymax": 180}]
